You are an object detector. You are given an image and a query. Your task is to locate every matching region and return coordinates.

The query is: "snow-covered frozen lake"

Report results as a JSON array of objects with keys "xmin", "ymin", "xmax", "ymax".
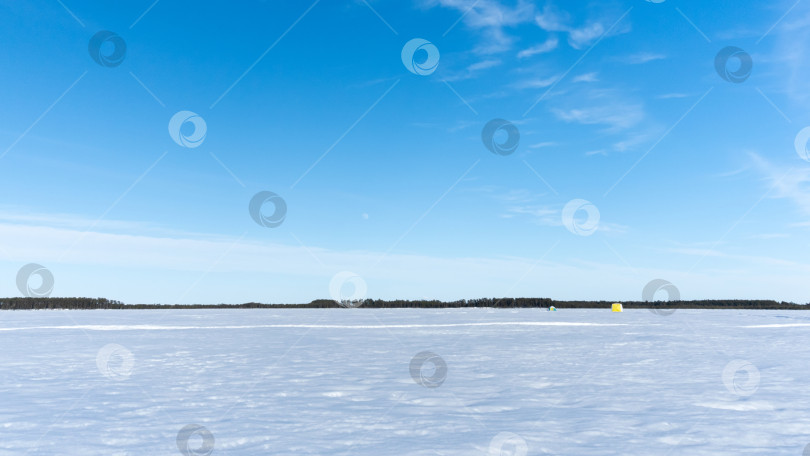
[{"xmin": 1, "ymin": 308, "xmax": 809, "ymax": 455}]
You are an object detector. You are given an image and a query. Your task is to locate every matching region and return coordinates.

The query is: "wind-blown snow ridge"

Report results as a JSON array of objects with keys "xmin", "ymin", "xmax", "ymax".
[
  {"xmin": 742, "ymin": 323, "xmax": 810, "ymax": 328},
  {"xmin": 0, "ymin": 321, "xmax": 626, "ymax": 332}
]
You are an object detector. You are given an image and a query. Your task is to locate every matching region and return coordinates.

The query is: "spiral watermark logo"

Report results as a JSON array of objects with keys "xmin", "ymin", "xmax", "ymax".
[
  {"xmin": 722, "ymin": 359, "xmax": 760, "ymax": 397},
  {"xmin": 409, "ymin": 351, "xmax": 447, "ymax": 388},
  {"xmin": 795, "ymin": 127, "xmax": 810, "ymax": 162},
  {"xmin": 96, "ymin": 343, "xmax": 134, "ymax": 381},
  {"xmin": 329, "ymin": 271, "xmax": 367, "ymax": 307},
  {"xmin": 177, "ymin": 424, "xmax": 215, "ymax": 456},
  {"xmin": 401, "ymin": 38, "xmax": 440, "ymax": 76},
  {"xmin": 482, "ymin": 119, "xmax": 520, "ymax": 156},
  {"xmin": 714, "ymin": 46, "xmax": 752, "ymax": 83},
  {"xmin": 168, "ymin": 111, "xmax": 207, "ymax": 148},
  {"xmin": 16, "ymin": 263, "xmax": 54, "ymax": 298},
  {"xmin": 248, "ymin": 191, "xmax": 287, "ymax": 228},
  {"xmin": 88, "ymin": 30, "xmax": 126, "ymax": 67},
  {"xmin": 643, "ymin": 279, "xmax": 680, "ymax": 316},
  {"xmin": 561, "ymin": 199, "xmax": 600, "ymax": 236},
  {"xmin": 489, "ymin": 432, "xmax": 528, "ymax": 456},
  {"xmin": 803, "ymin": 443, "xmax": 810, "ymax": 456}
]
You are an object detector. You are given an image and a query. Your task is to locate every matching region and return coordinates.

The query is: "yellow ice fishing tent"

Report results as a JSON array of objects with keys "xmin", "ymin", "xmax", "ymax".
[{"xmin": 611, "ymin": 303, "xmax": 623, "ymax": 312}]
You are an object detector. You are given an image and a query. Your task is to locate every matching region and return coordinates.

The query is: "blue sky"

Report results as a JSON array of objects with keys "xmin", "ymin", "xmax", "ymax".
[{"xmin": 1, "ymin": 0, "xmax": 809, "ymax": 304}]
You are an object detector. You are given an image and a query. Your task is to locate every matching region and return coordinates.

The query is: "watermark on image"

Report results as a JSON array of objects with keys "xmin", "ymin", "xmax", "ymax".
[
  {"xmin": 177, "ymin": 424, "xmax": 215, "ymax": 456},
  {"xmin": 96, "ymin": 343, "xmax": 135, "ymax": 381},
  {"xmin": 16, "ymin": 263, "xmax": 54, "ymax": 298},
  {"xmin": 714, "ymin": 46, "xmax": 752, "ymax": 83},
  {"xmin": 482, "ymin": 119, "xmax": 520, "ymax": 156},
  {"xmin": 561, "ymin": 199, "xmax": 600, "ymax": 236},
  {"xmin": 88, "ymin": 31, "xmax": 126, "ymax": 67},
  {"xmin": 401, "ymin": 38, "xmax": 440, "ymax": 75},
  {"xmin": 329, "ymin": 271, "xmax": 367, "ymax": 307},
  {"xmin": 169, "ymin": 111, "xmax": 207, "ymax": 148},
  {"xmin": 249, "ymin": 191, "xmax": 287, "ymax": 228},
  {"xmin": 795, "ymin": 127, "xmax": 810, "ymax": 162},
  {"xmin": 722, "ymin": 359, "xmax": 760, "ymax": 397},
  {"xmin": 489, "ymin": 432, "xmax": 528, "ymax": 456},
  {"xmin": 642, "ymin": 279, "xmax": 680, "ymax": 316},
  {"xmin": 410, "ymin": 351, "xmax": 447, "ymax": 388}
]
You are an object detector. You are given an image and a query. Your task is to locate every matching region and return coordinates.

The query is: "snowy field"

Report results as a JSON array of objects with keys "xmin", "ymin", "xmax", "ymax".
[{"xmin": 1, "ymin": 308, "xmax": 809, "ymax": 455}]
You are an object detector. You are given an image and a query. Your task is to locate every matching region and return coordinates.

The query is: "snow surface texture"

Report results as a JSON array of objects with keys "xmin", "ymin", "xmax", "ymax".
[{"xmin": 1, "ymin": 308, "xmax": 809, "ymax": 455}]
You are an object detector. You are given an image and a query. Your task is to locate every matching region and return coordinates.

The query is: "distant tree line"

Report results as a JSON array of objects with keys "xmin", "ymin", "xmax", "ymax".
[
  {"xmin": 0, "ymin": 297, "xmax": 127, "ymax": 310},
  {"xmin": 356, "ymin": 298, "xmax": 556, "ymax": 308},
  {"xmin": 0, "ymin": 297, "xmax": 329, "ymax": 310},
  {"xmin": 0, "ymin": 297, "xmax": 807, "ymax": 310},
  {"xmin": 551, "ymin": 300, "xmax": 807, "ymax": 310}
]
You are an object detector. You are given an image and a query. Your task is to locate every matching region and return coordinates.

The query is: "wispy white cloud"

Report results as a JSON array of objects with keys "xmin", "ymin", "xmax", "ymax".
[
  {"xmin": 548, "ymin": 85, "xmax": 652, "ymax": 154},
  {"xmin": 0, "ymin": 212, "xmax": 625, "ymax": 302},
  {"xmin": 433, "ymin": 2, "xmax": 631, "ymax": 57},
  {"xmin": 664, "ymin": 246, "xmax": 808, "ymax": 269},
  {"xmin": 611, "ymin": 128, "xmax": 661, "ymax": 153},
  {"xmin": 513, "ymin": 75, "xmax": 559, "ymax": 89},
  {"xmin": 534, "ymin": 4, "xmax": 630, "ymax": 50},
  {"xmin": 528, "ymin": 141, "xmax": 557, "ymax": 149},
  {"xmin": 572, "ymin": 72, "xmax": 598, "ymax": 83},
  {"xmin": 496, "ymin": 195, "xmax": 627, "ymax": 234},
  {"xmin": 750, "ymin": 152, "xmax": 810, "ymax": 217},
  {"xmin": 467, "ymin": 59, "xmax": 501, "ymax": 71},
  {"xmin": 657, "ymin": 92, "xmax": 692, "ymax": 99},
  {"xmin": 1, "ymin": 210, "xmax": 806, "ymax": 302},
  {"xmin": 517, "ymin": 36, "xmax": 559, "ymax": 58},
  {"xmin": 769, "ymin": 0, "xmax": 810, "ymax": 102},
  {"xmin": 534, "ymin": 4, "xmax": 569, "ymax": 32},
  {"xmin": 446, "ymin": 119, "xmax": 480, "ymax": 133},
  {"xmin": 747, "ymin": 233, "xmax": 789, "ymax": 239},
  {"xmin": 0, "ymin": 209, "xmax": 201, "ymax": 238},
  {"xmin": 567, "ymin": 22, "xmax": 605, "ymax": 49},
  {"xmin": 414, "ymin": 119, "xmax": 481, "ymax": 133},
  {"xmin": 443, "ymin": 58, "xmax": 503, "ymax": 81},
  {"xmin": 619, "ymin": 52, "xmax": 666, "ymax": 64},
  {"xmin": 713, "ymin": 165, "xmax": 751, "ymax": 179},
  {"xmin": 503, "ymin": 204, "xmax": 558, "ymax": 223},
  {"xmin": 428, "ymin": 0, "xmax": 536, "ymax": 54},
  {"xmin": 445, "ymin": 0, "xmax": 534, "ymax": 30},
  {"xmin": 553, "ymin": 103, "xmax": 644, "ymax": 132}
]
